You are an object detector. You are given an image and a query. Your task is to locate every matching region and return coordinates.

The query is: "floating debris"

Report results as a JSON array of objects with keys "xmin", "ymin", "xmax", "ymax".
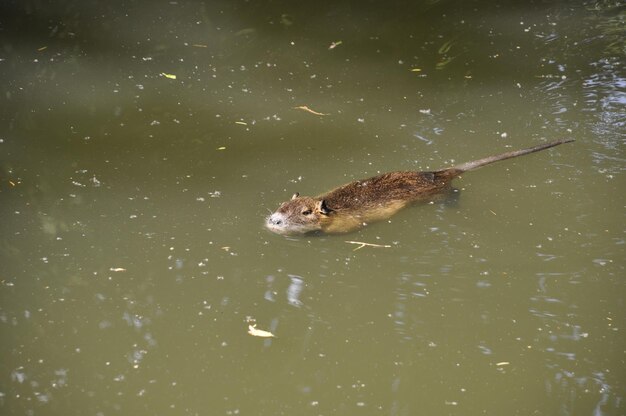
[
  {"xmin": 294, "ymin": 106, "xmax": 329, "ymax": 116},
  {"xmin": 248, "ymin": 324, "xmax": 275, "ymax": 338},
  {"xmin": 328, "ymin": 40, "xmax": 343, "ymax": 50},
  {"xmin": 438, "ymin": 38, "xmax": 456, "ymax": 55},
  {"xmin": 160, "ymin": 73, "xmax": 177, "ymax": 80},
  {"xmin": 345, "ymin": 241, "xmax": 392, "ymax": 251},
  {"xmin": 436, "ymin": 56, "xmax": 456, "ymax": 70}
]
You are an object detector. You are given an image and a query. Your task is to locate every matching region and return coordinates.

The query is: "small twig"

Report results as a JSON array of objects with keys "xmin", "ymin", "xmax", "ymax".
[
  {"xmin": 293, "ymin": 105, "xmax": 329, "ymax": 116},
  {"xmin": 345, "ymin": 240, "xmax": 392, "ymax": 251}
]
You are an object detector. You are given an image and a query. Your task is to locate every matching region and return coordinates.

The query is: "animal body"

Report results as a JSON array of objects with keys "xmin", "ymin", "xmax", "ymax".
[{"xmin": 265, "ymin": 139, "xmax": 574, "ymax": 235}]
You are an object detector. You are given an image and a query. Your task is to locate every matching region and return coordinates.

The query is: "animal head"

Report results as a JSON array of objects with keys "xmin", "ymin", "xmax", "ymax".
[{"xmin": 265, "ymin": 193, "xmax": 332, "ymax": 235}]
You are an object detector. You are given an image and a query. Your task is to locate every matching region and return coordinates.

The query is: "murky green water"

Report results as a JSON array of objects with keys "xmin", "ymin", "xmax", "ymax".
[{"xmin": 1, "ymin": 1, "xmax": 624, "ymax": 415}]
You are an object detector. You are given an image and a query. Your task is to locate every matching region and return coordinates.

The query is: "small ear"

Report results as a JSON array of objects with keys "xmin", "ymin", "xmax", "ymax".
[
  {"xmin": 291, "ymin": 192, "xmax": 300, "ymax": 200},
  {"xmin": 316, "ymin": 199, "xmax": 332, "ymax": 215}
]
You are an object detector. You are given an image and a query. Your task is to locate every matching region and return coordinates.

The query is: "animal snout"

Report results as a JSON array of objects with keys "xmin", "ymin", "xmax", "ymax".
[{"xmin": 268, "ymin": 213, "xmax": 283, "ymax": 226}]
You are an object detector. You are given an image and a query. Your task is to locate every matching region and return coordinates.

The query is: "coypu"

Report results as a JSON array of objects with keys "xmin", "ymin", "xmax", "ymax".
[{"xmin": 266, "ymin": 139, "xmax": 574, "ymax": 235}]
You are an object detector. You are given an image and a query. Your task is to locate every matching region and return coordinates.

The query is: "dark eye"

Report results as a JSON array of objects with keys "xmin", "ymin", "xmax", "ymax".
[{"xmin": 302, "ymin": 209, "xmax": 312, "ymax": 216}]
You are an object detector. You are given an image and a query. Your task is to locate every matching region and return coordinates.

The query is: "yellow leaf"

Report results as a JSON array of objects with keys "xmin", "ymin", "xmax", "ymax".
[
  {"xmin": 248, "ymin": 325, "xmax": 275, "ymax": 338},
  {"xmin": 161, "ymin": 73, "xmax": 177, "ymax": 80},
  {"xmin": 217, "ymin": 146, "xmax": 226, "ymax": 150}
]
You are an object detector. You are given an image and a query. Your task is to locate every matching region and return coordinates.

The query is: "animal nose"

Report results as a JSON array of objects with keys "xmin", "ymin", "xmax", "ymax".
[{"xmin": 268, "ymin": 214, "xmax": 283, "ymax": 225}]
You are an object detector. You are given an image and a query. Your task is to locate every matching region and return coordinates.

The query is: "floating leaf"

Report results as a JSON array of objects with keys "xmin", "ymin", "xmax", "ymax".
[
  {"xmin": 438, "ymin": 39, "xmax": 455, "ymax": 55},
  {"xmin": 294, "ymin": 105, "xmax": 329, "ymax": 116},
  {"xmin": 161, "ymin": 73, "xmax": 177, "ymax": 80},
  {"xmin": 328, "ymin": 40, "xmax": 343, "ymax": 50},
  {"xmin": 435, "ymin": 56, "xmax": 455, "ymax": 69},
  {"xmin": 248, "ymin": 324, "xmax": 275, "ymax": 338}
]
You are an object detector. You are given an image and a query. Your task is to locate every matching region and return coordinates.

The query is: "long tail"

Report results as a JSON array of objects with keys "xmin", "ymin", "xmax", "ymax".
[{"xmin": 440, "ymin": 139, "xmax": 574, "ymax": 178}]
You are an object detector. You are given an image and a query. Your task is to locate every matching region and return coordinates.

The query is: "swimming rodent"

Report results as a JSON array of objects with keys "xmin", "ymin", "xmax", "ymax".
[{"xmin": 266, "ymin": 139, "xmax": 574, "ymax": 235}]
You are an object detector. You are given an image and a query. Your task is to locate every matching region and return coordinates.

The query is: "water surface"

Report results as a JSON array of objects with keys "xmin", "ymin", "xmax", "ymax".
[{"xmin": 1, "ymin": 1, "xmax": 624, "ymax": 415}]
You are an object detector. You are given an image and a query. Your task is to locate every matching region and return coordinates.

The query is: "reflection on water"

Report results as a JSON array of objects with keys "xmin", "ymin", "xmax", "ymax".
[
  {"xmin": 583, "ymin": 56, "xmax": 626, "ymax": 176},
  {"xmin": 1, "ymin": 0, "xmax": 624, "ymax": 415}
]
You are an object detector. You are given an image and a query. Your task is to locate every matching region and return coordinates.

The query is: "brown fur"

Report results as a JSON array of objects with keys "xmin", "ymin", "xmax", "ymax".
[{"xmin": 266, "ymin": 139, "xmax": 573, "ymax": 235}]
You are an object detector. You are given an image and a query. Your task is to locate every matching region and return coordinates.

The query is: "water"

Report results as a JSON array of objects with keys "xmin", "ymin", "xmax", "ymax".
[{"xmin": 1, "ymin": 1, "xmax": 624, "ymax": 415}]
